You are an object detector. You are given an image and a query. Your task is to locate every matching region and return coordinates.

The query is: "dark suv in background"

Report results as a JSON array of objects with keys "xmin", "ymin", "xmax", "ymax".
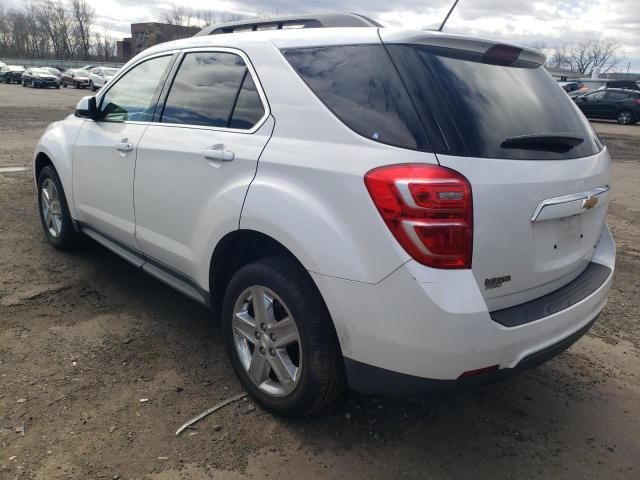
[{"xmin": 575, "ymin": 88, "xmax": 640, "ymax": 124}]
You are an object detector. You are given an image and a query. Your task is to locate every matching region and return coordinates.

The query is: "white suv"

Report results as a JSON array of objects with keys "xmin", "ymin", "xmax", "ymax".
[
  {"xmin": 33, "ymin": 14, "xmax": 615, "ymax": 416},
  {"xmin": 88, "ymin": 67, "xmax": 120, "ymax": 91}
]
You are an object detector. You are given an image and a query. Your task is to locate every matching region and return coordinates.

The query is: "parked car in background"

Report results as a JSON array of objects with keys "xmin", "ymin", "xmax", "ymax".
[
  {"xmin": 0, "ymin": 61, "xmax": 6, "ymax": 69},
  {"xmin": 88, "ymin": 67, "xmax": 119, "ymax": 91},
  {"xmin": 558, "ymin": 81, "xmax": 580, "ymax": 92},
  {"xmin": 33, "ymin": 15, "xmax": 615, "ymax": 416},
  {"xmin": 42, "ymin": 67, "xmax": 62, "ymax": 79},
  {"xmin": 605, "ymin": 80, "xmax": 640, "ymax": 91},
  {"xmin": 1, "ymin": 65, "xmax": 25, "ymax": 84},
  {"xmin": 22, "ymin": 68, "xmax": 60, "ymax": 89},
  {"xmin": 61, "ymin": 69, "xmax": 90, "ymax": 88},
  {"xmin": 575, "ymin": 88, "xmax": 640, "ymax": 124}
]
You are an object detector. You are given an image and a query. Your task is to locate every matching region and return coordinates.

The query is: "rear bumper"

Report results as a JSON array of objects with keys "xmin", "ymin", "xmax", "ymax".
[
  {"xmin": 311, "ymin": 225, "xmax": 615, "ymax": 395},
  {"xmin": 344, "ymin": 315, "xmax": 598, "ymax": 396}
]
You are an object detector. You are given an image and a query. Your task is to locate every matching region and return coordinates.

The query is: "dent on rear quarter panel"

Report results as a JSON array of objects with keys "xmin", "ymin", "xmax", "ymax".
[{"xmin": 34, "ymin": 115, "xmax": 85, "ymax": 218}]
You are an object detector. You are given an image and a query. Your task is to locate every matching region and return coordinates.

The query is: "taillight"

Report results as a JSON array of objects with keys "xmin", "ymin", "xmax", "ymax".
[
  {"xmin": 634, "ymin": 98, "xmax": 640, "ymax": 105},
  {"xmin": 364, "ymin": 164, "xmax": 473, "ymax": 269}
]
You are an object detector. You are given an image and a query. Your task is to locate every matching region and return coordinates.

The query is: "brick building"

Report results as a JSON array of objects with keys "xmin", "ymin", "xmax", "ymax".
[{"xmin": 117, "ymin": 23, "xmax": 200, "ymax": 61}]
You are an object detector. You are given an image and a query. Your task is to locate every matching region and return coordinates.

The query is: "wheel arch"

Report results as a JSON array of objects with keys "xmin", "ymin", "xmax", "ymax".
[
  {"xmin": 209, "ymin": 228, "xmax": 346, "ymax": 365},
  {"xmin": 209, "ymin": 229, "xmax": 309, "ymax": 311}
]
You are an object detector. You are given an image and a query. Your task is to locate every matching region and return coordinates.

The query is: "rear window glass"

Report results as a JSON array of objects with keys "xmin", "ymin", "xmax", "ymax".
[
  {"xmin": 228, "ymin": 73, "xmax": 265, "ymax": 129},
  {"xmin": 162, "ymin": 52, "xmax": 247, "ymax": 128},
  {"xmin": 283, "ymin": 46, "xmax": 431, "ymax": 151},
  {"xmin": 386, "ymin": 45, "xmax": 602, "ymax": 160}
]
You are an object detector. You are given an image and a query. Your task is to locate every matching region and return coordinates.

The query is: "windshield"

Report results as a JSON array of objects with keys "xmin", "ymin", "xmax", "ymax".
[
  {"xmin": 386, "ymin": 45, "xmax": 602, "ymax": 160},
  {"xmin": 103, "ymin": 68, "xmax": 119, "ymax": 76},
  {"xmin": 32, "ymin": 68, "xmax": 51, "ymax": 75},
  {"xmin": 73, "ymin": 70, "xmax": 88, "ymax": 77},
  {"xmin": 9, "ymin": 66, "xmax": 25, "ymax": 71}
]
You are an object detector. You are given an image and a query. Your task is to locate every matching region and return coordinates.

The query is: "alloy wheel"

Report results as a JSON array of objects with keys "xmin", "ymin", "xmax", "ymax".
[
  {"xmin": 618, "ymin": 111, "xmax": 633, "ymax": 124},
  {"xmin": 40, "ymin": 178, "xmax": 63, "ymax": 238},
  {"xmin": 232, "ymin": 286, "xmax": 302, "ymax": 397}
]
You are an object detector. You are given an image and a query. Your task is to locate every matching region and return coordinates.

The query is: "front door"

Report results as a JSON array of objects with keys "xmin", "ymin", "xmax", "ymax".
[{"xmin": 72, "ymin": 54, "xmax": 175, "ymax": 247}]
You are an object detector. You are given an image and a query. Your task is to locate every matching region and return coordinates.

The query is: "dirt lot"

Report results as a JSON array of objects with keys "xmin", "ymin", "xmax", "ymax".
[{"xmin": 1, "ymin": 84, "xmax": 639, "ymax": 480}]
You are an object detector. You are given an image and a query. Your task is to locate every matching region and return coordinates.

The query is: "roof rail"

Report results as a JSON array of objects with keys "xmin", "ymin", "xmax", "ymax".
[{"xmin": 194, "ymin": 13, "xmax": 382, "ymax": 36}]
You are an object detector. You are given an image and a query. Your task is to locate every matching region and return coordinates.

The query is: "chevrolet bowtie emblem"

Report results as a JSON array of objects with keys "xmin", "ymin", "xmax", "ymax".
[{"xmin": 582, "ymin": 195, "xmax": 598, "ymax": 210}]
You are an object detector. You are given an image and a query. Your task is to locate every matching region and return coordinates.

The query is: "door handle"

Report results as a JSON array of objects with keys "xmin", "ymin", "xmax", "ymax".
[
  {"xmin": 203, "ymin": 145, "xmax": 235, "ymax": 162},
  {"xmin": 116, "ymin": 142, "xmax": 134, "ymax": 153}
]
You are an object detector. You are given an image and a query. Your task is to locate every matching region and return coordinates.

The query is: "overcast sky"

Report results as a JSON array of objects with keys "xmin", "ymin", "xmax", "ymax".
[{"xmin": 8, "ymin": 0, "xmax": 640, "ymax": 71}]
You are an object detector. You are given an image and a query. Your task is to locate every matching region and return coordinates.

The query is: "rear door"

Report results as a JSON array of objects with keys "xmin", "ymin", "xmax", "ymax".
[
  {"xmin": 134, "ymin": 49, "xmax": 273, "ymax": 279},
  {"xmin": 603, "ymin": 90, "xmax": 631, "ymax": 117},
  {"xmin": 383, "ymin": 41, "xmax": 610, "ymax": 310}
]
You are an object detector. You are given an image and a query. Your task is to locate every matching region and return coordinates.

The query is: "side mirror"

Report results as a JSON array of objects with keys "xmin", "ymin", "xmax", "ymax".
[{"xmin": 75, "ymin": 96, "xmax": 97, "ymax": 119}]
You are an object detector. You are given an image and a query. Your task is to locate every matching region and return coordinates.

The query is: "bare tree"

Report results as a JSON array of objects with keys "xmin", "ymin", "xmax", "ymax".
[
  {"xmin": 548, "ymin": 40, "xmax": 621, "ymax": 76},
  {"xmin": 162, "ymin": 5, "xmax": 194, "ymax": 26},
  {"xmin": 93, "ymin": 28, "xmax": 115, "ymax": 61},
  {"xmin": 71, "ymin": 0, "xmax": 94, "ymax": 59},
  {"xmin": 547, "ymin": 44, "xmax": 569, "ymax": 69}
]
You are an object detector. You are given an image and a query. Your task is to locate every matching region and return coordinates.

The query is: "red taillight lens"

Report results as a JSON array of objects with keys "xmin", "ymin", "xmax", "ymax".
[{"xmin": 364, "ymin": 164, "xmax": 473, "ymax": 269}]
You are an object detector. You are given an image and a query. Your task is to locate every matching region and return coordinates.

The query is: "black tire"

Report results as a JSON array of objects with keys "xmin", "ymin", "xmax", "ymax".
[
  {"xmin": 617, "ymin": 109, "xmax": 634, "ymax": 125},
  {"xmin": 22, "ymin": 80, "xmax": 27, "ymax": 87},
  {"xmin": 55, "ymin": 85, "xmax": 60, "ymax": 89},
  {"xmin": 63, "ymin": 82, "xmax": 67, "ymax": 88},
  {"xmin": 222, "ymin": 256, "xmax": 344, "ymax": 417},
  {"xmin": 74, "ymin": 81, "xmax": 80, "ymax": 89},
  {"xmin": 89, "ymin": 81, "xmax": 96, "ymax": 91},
  {"xmin": 37, "ymin": 165, "xmax": 82, "ymax": 250}
]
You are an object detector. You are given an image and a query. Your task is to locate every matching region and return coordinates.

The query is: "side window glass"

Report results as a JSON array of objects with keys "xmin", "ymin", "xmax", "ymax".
[
  {"xmin": 161, "ymin": 52, "xmax": 248, "ymax": 128},
  {"xmin": 588, "ymin": 91, "xmax": 606, "ymax": 102},
  {"xmin": 229, "ymin": 73, "xmax": 265, "ymax": 129},
  {"xmin": 99, "ymin": 55, "xmax": 172, "ymax": 122},
  {"xmin": 605, "ymin": 91, "xmax": 628, "ymax": 101},
  {"xmin": 283, "ymin": 46, "xmax": 430, "ymax": 151}
]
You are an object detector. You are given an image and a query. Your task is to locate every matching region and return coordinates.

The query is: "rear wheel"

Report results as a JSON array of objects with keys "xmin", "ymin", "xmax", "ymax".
[
  {"xmin": 222, "ymin": 256, "xmax": 344, "ymax": 416},
  {"xmin": 37, "ymin": 166, "xmax": 82, "ymax": 250},
  {"xmin": 63, "ymin": 82, "xmax": 67, "ymax": 88},
  {"xmin": 617, "ymin": 109, "xmax": 634, "ymax": 125}
]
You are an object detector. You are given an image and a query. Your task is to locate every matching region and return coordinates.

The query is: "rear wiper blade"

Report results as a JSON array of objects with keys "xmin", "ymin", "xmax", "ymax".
[{"xmin": 501, "ymin": 133, "xmax": 584, "ymax": 153}]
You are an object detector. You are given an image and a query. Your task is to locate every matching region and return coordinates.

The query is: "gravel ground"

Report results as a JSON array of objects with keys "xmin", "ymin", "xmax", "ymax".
[{"xmin": 1, "ymin": 84, "xmax": 639, "ymax": 480}]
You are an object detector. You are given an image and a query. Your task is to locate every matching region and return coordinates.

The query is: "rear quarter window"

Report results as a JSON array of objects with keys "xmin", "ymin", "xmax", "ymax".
[{"xmin": 283, "ymin": 45, "xmax": 431, "ymax": 151}]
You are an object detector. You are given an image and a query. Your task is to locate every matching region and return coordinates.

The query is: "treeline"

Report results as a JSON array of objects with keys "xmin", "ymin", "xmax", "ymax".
[{"xmin": 0, "ymin": 0, "xmax": 116, "ymax": 61}]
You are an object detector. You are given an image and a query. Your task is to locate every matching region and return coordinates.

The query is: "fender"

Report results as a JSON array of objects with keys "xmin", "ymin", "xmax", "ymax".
[
  {"xmin": 239, "ymin": 135, "xmax": 427, "ymax": 284},
  {"xmin": 33, "ymin": 114, "xmax": 86, "ymax": 219}
]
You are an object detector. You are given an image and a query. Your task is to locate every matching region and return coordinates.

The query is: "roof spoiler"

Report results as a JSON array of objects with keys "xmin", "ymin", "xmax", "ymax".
[
  {"xmin": 380, "ymin": 29, "xmax": 547, "ymax": 66},
  {"xmin": 195, "ymin": 13, "xmax": 382, "ymax": 36}
]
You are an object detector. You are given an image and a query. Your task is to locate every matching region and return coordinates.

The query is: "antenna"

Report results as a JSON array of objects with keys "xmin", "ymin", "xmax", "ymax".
[{"xmin": 438, "ymin": 0, "xmax": 460, "ymax": 31}]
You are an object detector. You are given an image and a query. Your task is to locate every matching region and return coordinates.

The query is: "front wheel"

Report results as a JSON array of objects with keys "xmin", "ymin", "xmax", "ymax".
[
  {"xmin": 617, "ymin": 109, "xmax": 634, "ymax": 125},
  {"xmin": 222, "ymin": 257, "xmax": 344, "ymax": 417},
  {"xmin": 37, "ymin": 166, "xmax": 82, "ymax": 250},
  {"xmin": 63, "ymin": 82, "xmax": 67, "ymax": 88}
]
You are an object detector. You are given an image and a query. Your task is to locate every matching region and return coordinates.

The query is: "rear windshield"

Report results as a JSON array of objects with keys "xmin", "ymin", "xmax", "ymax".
[{"xmin": 284, "ymin": 44, "xmax": 602, "ymax": 160}]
